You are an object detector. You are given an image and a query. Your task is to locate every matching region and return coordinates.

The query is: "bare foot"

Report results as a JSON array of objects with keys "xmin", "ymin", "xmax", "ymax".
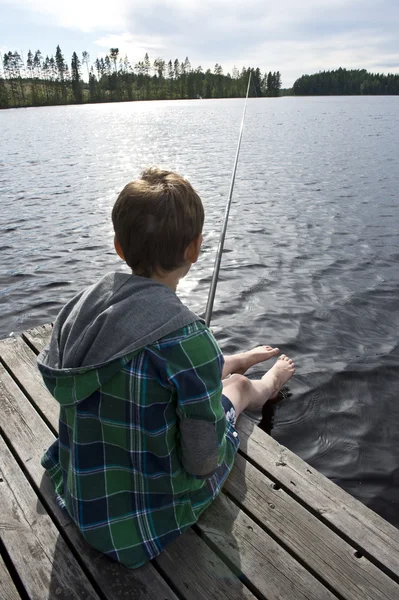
[
  {"xmin": 235, "ymin": 345, "xmax": 280, "ymax": 374},
  {"xmin": 262, "ymin": 354, "xmax": 295, "ymax": 399}
]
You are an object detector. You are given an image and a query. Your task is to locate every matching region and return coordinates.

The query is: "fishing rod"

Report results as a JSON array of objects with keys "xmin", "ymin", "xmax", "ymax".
[{"xmin": 204, "ymin": 71, "xmax": 252, "ymax": 327}]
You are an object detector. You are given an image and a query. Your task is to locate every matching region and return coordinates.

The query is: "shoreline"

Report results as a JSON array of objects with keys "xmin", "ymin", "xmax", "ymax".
[{"xmin": 2, "ymin": 93, "xmax": 399, "ymax": 111}]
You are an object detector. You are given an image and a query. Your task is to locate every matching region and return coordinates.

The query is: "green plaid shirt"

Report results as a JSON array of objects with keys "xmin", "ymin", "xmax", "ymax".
[{"xmin": 40, "ymin": 321, "xmax": 239, "ymax": 568}]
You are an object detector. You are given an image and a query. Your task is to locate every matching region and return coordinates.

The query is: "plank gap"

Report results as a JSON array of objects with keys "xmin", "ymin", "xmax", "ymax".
[
  {"xmin": 222, "ymin": 489, "xmax": 344, "ymax": 600},
  {"xmin": 0, "ymin": 535, "xmax": 30, "ymax": 600},
  {"xmin": 21, "ymin": 332, "xmax": 41, "ymax": 356},
  {"xmin": 0, "ymin": 354, "xmax": 58, "ymax": 437},
  {"xmin": 192, "ymin": 523, "xmax": 268, "ymax": 600},
  {"xmin": 239, "ymin": 445, "xmax": 399, "ymax": 585}
]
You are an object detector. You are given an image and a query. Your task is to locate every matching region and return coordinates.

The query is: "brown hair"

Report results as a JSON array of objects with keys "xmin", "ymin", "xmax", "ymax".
[{"xmin": 112, "ymin": 168, "xmax": 204, "ymax": 277}]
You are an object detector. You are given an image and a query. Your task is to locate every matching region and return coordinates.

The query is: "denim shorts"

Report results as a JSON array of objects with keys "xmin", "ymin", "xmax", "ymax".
[{"xmin": 221, "ymin": 394, "xmax": 236, "ymax": 427}]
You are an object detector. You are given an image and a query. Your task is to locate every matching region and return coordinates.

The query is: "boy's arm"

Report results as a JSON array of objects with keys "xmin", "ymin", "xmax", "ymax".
[{"xmin": 166, "ymin": 325, "xmax": 239, "ymax": 478}]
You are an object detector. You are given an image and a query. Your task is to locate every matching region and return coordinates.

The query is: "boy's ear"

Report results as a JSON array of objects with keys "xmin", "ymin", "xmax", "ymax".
[
  {"xmin": 114, "ymin": 237, "xmax": 125, "ymax": 261},
  {"xmin": 185, "ymin": 234, "xmax": 203, "ymax": 264}
]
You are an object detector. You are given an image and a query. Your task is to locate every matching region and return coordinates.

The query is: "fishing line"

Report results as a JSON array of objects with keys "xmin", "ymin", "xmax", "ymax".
[{"xmin": 204, "ymin": 71, "xmax": 252, "ymax": 327}]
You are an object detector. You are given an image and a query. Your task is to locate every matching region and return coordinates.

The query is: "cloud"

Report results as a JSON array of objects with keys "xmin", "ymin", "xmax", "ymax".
[
  {"xmin": 94, "ymin": 32, "xmax": 167, "ymax": 61},
  {"xmin": 1, "ymin": 0, "xmax": 398, "ymax": 84},
  {"xmin": 250, "ymin": 31, "xmax": 399, "ymax": 86},
  {"xmin": 93, "ymin": 0, "xmax": 399, "ymax": 85},
  {"xmin": 1, "ymin": 0, "xmax": 127, "ymax": 31}
]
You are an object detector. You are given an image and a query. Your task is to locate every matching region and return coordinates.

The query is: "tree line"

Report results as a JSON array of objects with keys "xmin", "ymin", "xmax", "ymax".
[
  {"xmin": 0, "ymin": 46, "xmax": 283, "ymax": 109},
  {"xmin": 293, "ymin": 68, "xmax": 399, "ymax": 95}
]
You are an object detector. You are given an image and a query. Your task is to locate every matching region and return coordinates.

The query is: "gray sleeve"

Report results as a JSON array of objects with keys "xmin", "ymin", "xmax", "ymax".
[{"xmin": 180, "ymin": 417, "xmax": 219, "ymax": 477}]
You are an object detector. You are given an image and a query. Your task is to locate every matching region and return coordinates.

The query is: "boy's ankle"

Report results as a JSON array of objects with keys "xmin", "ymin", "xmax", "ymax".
[{"xmin": 234, "ymin": 353, "xmax": 248, "ymax": 375}]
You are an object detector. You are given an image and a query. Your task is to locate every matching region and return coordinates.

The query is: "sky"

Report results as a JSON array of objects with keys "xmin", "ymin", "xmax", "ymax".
[{"xmin": 0, "ymin": 0, "xmax": 398, "ymax": 87}]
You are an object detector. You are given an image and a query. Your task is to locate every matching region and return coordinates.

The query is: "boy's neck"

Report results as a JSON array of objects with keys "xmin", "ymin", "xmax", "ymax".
[
  {"xmin": 151, "ymin": 271, "xmax": 180, "ymax": 292},
  {"xmin": 146, "ymin": 265, "xmax": 188, "ymax": 292},
  {"xmin": 132, "ymin": 264, "xmax": 189, "ymax": 292}
]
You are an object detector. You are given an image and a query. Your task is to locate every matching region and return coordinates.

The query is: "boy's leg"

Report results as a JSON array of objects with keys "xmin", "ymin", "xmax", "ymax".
[
  {"xmin": 222, "ymin": 345, "xmax": 279, "ymax": 378},
  {"xmin": 222, "ymin": 355, "xmax": 295, "ymax": 419}
]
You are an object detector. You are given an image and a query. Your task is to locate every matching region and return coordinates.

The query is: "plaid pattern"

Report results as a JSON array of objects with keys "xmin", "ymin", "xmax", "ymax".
[{"xmin": 40, "ymin": 321, "xmax": 239, "ymax": 568}]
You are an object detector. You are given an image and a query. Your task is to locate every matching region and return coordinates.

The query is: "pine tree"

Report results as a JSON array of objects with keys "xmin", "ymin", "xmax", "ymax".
[
  {"xmin": 275, "ymin": 71, "xmax": 282, "ymax": 93},
  {"xmin": 266, "ymin": 71, "xmax": 273, "ymax": 96},
  {"xmin": 26, "ymin": 50, "xmax": 33, "ymax": 76},
  {"xmin": 203, "ymin": 69, "xmax": 213, "ymax": 98},
  {"xmin": 2, "ymin": 52, "xmax": 17, "ymax": 106},
  {"xmin": 0, "ymin": 74, "xmax": 9, "ymax": 108},
  {"xmin": 104, "ymin": 55, "xmax": 111, "ymax": 75},
  {"xmin": 144, "ymin": 53, "xmax": 150, "ymax": 76},
  {"xmin": 55, "ymin": 45, "xmax": 65, "ymax": 79},
  {"xmin": 251, "ymin": 67, "xmax": 262, "ymax": 96},
  {"xmin": 109, "ymin": 48, "xmax": 119, "ymax": 71},
  {"xmin": 71, "ymin": 51, "xmax": 82, "ymax": 102},
  {"xmin": 173, "ymin": 59, "xmax": 180, "ymax": 79},
  {"xmin": 55, "ymin": 45, "xmax": 67, "ymax": 102},
  {"xmin": 33, "ymin": 50, "xmax": 42, "ymax": 75},
  {"xmin": 95, "ymin": 58, "xmax": 101, "ymax": 79},
  {"xmin": 89, "ymin": 67, "xmax": 96, "ymax": 102},
  {"xmin": 154, "ymin": 58, "xmax": 165, "ymax": 79},
  {"xmin": 26, "ymin": 49, "xmax": 38, "ymax": 104},
  {"xmin": 82, "ymin": 51, "xmax": 90, "ymax": 79},
  {"xmin": 11, "ymin": 52, "xmax": 26, "ymax": 104}
]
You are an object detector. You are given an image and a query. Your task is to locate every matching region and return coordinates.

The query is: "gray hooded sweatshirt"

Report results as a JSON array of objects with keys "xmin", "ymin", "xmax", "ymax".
[{"xmin": 40, "ymin": 271, "xmax": 200, "ymax": 369}]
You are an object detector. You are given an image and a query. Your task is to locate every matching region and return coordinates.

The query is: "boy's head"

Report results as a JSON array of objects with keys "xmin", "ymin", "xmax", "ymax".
[{"xmin": 112, "ymin": 168, "xmax": 204, "ymax": 278}]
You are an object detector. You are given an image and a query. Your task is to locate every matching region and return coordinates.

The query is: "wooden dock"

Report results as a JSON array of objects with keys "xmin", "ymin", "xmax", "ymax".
[{"xmin": 1, "ymin": 324, "xmax": 399, "ymax": 600}]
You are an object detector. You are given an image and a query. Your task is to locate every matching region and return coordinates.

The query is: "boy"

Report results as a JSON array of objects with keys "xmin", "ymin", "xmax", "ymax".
[{"xmin": 38, "ymin": 168, "xmax": 295, "ymax": 568}]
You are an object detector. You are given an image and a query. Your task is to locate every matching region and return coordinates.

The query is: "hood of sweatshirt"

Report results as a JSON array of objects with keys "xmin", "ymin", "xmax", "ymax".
[{"xmin": 37, "ymin": 271, "xmax": 200, "ymax": 405}]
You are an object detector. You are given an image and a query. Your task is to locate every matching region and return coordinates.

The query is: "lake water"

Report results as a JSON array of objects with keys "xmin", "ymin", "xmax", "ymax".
[{"xmin": 1, "ymin": 96, "xmax": 399, "ymax": 525}]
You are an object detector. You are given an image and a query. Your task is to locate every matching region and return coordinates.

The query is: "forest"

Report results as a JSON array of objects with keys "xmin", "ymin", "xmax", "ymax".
[
  {"xmin": 0, "ymin": 46, "xmax": 282, "ymax": 109},
  {"xmin": 293, "ymin": 68, "xmax": 399, "ymax": 95}
]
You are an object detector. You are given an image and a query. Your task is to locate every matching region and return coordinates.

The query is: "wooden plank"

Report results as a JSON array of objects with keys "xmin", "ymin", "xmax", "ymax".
[
  {"xmin": 0, "ymin": 363, "xmax": 178, "ymax": 600},
  {"xmin": 156, "ymin": 529, "xmax": 256, "ymax": 600},
  {"xmin": 225, "ymin": 453, "xmax": 399, "ymax": 600},
  {"xmin": 0, "ymin": 336, "xmax": 59, "ymax": 429},
  {"xmin": 196, "ymin": 493, "xmax": 336, "ymax": 600},
  {"xmin": 0, "ymin": 555, "xmax": 22, "ymax": 600},
  {"xmin": 237, "ymin": 415, "xmax": 399, "ymax": 580},
  {"xmin": 0, "ymin": 437, "xmax": 100, "ymax": 600},
  {"xmin": 21, "ymin": 325, "xmax": 52, "ymax": 354}
]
